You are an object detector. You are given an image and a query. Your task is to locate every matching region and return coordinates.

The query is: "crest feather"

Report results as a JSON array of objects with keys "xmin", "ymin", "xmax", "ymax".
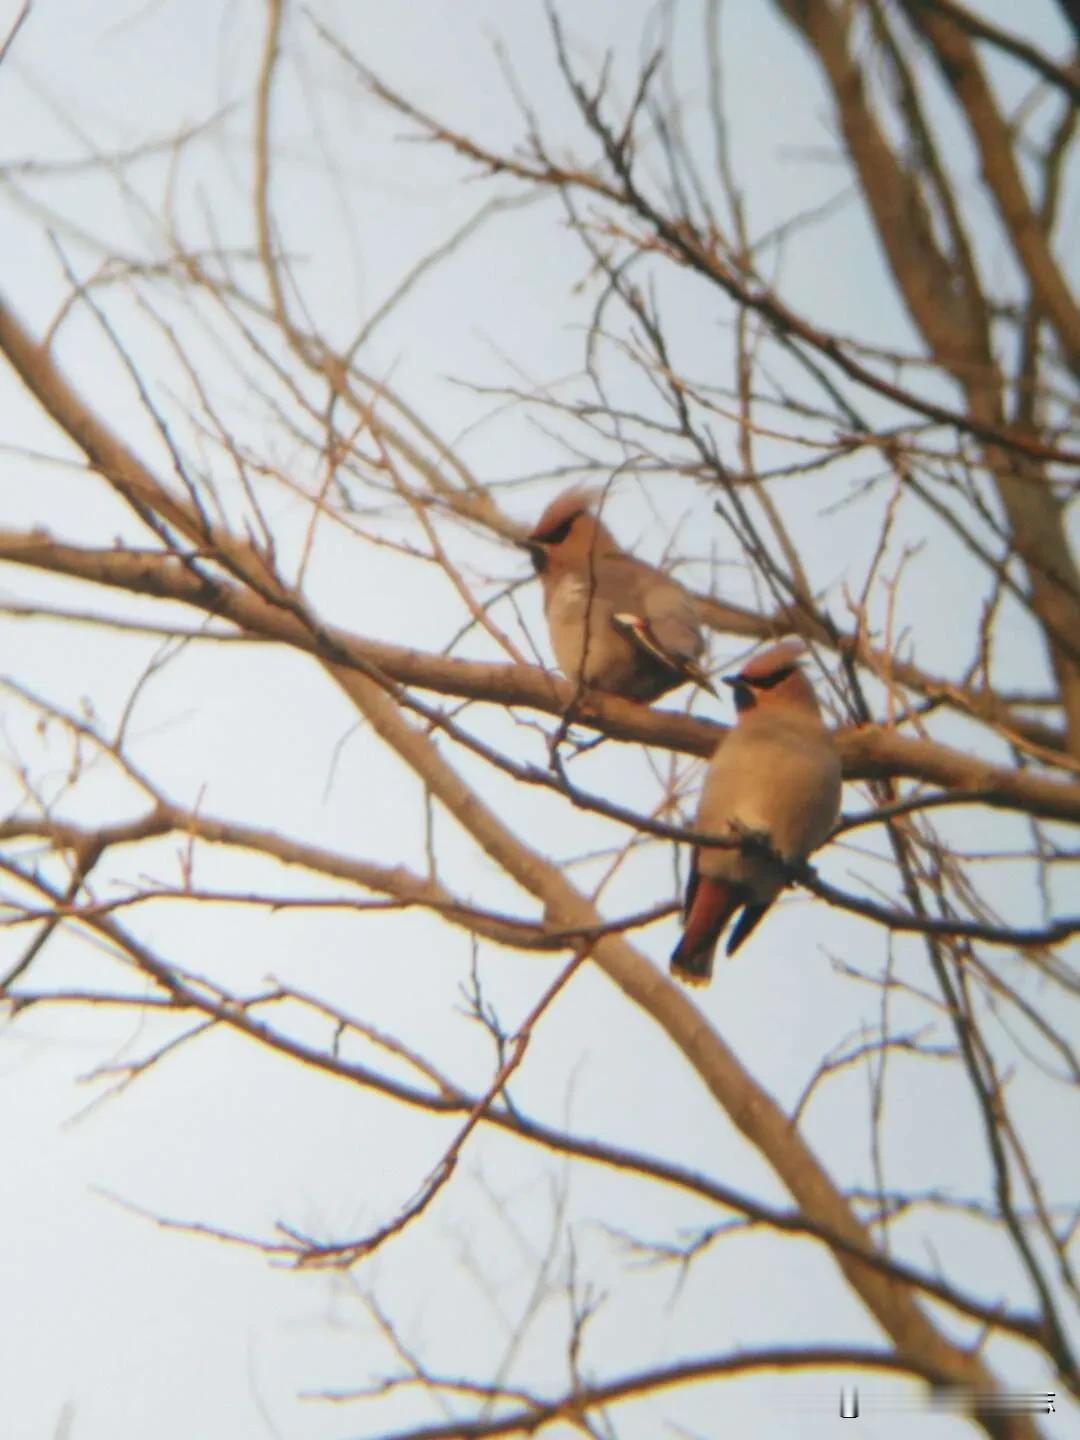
[
  {"xmin": 529, "ymin": 486, "xmax": 602, "ymax": 540},
  {"xmin": 739, "ymin": 637, "xmax": 808, "ymax": 680}
]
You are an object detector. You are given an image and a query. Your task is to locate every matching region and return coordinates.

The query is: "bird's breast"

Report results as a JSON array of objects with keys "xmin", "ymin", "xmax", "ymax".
[{"xmin": 546, "ymin": 571, "xmax": 591, "ymax": 622}]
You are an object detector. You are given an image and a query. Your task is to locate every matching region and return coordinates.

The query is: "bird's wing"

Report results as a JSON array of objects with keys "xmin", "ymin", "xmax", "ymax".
[
  {"xmin": 607, "ymin": 560, "xmax": 713, "ymax": 691},
  {"xmin": 640, "ymin": 570, "xmax": 704, "ymax": 664}
]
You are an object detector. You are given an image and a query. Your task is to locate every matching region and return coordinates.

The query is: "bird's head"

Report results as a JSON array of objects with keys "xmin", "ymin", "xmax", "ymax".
[
  {"xmin": 723, "ymin": 638, "xmax": 823, "ymax": 720},
  {"xmin": 518, "ymin": 487, "xmax": 615, "ymax": 575}
]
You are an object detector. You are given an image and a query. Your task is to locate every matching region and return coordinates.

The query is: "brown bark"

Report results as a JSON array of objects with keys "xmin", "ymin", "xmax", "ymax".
[{"xmin": 772, "ymin": 0, "xmax": 1080, "ymax": 754}]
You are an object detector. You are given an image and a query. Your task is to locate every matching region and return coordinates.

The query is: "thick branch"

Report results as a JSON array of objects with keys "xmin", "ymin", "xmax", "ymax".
[
  {"xmin": 325, "ymin": 1346, "xmax": 968, "ymax": 1439},
  {"xmin": 2, "ymin": 532, "xmax": 1079, "ymax": 817},
  {"xmin": 770, "ymin": 1, "xmax": 1080, "ymax": 757},
  {"xmin": 773, "ymin": 0, "xmax": 993, "ymax": 384},
  {"xmin": 315, "ymin": 649, "xmax": 1040, "ymax": 1433},
  {"xmin": 3, "ymin": 533, "xmax": 1080, "ymax": 822},
  {"xmin": 915, "ymin": 0, "xmax": 1080, "ymax": 104},
  {"xmin": 904, "ymin": 0, "xmax": 1080, "ymax": 375}
]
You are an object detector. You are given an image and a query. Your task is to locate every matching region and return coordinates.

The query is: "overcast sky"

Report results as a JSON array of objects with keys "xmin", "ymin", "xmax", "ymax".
[{"xmin": 0, "ymin": 2, "xmax": 1076, "ymax": 1438}]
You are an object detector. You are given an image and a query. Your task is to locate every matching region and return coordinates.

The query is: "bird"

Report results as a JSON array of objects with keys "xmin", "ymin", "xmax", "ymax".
[
  {"xmin": 669, "ymin": 637, "xmax": 842, "ymax": 984},
  {"xmin": 519, "ymin": 486, "xmax": 713, "ymax": 702}
]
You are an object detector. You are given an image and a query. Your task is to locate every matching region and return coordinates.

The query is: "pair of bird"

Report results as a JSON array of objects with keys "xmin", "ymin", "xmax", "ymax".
[{"xmin": 520, "ymin": 487, "xmax": 842, "ymax": 986}]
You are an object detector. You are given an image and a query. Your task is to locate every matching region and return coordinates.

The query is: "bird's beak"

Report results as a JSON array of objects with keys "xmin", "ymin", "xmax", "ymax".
[
  {"xmin": 516, "ymin": 537, "xmax": 548, "ymax": 573},
  {"xmin": 721, "ymin": 674, "xmax": 741, "ymax": 688}
]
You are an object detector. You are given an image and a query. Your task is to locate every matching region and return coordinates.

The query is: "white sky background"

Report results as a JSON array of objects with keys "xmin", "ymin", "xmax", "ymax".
[{"xmin": 0, "ymin": 2, "xmax": 1076, "ymax": 1438}]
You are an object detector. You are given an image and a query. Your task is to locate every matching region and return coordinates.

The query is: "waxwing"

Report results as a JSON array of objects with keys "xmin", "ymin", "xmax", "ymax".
[
  {"xmin": 520, "ymin": 487, "xmax": 713, "ymax": 701},
  {"xmin": 670, "ymin": 638, "xmax": 841, "ymax": 984}
]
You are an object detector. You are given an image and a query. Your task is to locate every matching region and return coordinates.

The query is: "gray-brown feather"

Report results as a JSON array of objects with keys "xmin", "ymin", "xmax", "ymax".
[{"xmin": 544, "ymin": 553, "xmax": 705, "ymax": 699}]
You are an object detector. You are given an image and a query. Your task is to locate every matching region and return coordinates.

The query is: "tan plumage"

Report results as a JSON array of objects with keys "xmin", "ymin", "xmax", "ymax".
[
  {"xmin": 670, "ymin": 638, "xmax": 842, "ymax": 984},
  {"xmin": 521, "ymin": 487, "xmax": 712, "ymax": 701}
]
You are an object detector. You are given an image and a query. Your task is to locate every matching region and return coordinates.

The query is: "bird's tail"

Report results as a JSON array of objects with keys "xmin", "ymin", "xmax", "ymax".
[
  {"xmin": 725, "ymin": 901, "xmax": 768, "ymax": 956},
  {"xmin": 670, "ymin": 876, "xmax": 740, "ymax": 985}
]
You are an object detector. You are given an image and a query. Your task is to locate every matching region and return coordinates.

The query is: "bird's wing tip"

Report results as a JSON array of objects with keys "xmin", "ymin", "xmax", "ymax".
[{"xmin": 613, "ymin": 614, "xmax": 716, "ymax": 694}]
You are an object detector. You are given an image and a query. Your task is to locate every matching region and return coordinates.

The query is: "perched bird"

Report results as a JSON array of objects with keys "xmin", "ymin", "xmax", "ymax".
[
  {"xmin": 670, "ymin": 638, "xmax": 841, "ymax": 984},
  {"xmin": 520, "ymin": 487, "xmax": 713, "ymax": 701}
]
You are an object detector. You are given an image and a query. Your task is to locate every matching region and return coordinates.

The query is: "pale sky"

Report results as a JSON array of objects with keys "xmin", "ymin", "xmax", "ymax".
[{"xmin": 0, "ymin": 2, "xmax": 1076, "ymax": 1438}]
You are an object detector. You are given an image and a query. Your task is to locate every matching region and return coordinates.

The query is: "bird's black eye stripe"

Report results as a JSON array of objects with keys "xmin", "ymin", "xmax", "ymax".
[
  {"xmin": 533, "ymin": 516, "xmax": 578, "ymax": 545},
  {"xmin": 744, "ymin": 664, "xmax": 797, "ymax": 691}
]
